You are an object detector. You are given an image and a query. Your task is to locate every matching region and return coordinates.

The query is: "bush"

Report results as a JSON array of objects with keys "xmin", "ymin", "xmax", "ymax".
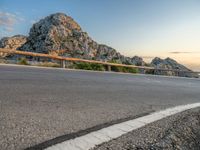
[
  {"xmin": 123, "ymin": 67, "xmax": 139, "ymax": 73},
  {"xmin": 90, "ymin": 63, "xmax": 105, "ymax": 71},
  {"xmin": 67, "ymin": 60, "xmax": 139, "ymax": 73},
  {"xmin": 74, "ymin": 62, "xmax": 105, "ymax": 71},
  {"xmin": 111, "ymin": 66, "xmax": 138, "ymax": 73},
  {"xmin": 145, "ymin": 69, "xmax": 155, "ymax": 75},
  {"xmin": 108, "ymin": 59, "xmax": 139, "ymax": 74},
  {"xmin": 18, "ymin": 57, "xmax": 29, "ymax": 65}
]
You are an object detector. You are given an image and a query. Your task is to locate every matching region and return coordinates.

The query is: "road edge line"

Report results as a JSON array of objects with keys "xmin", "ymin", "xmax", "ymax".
[{"xmin": 45, "ymin": 103, "xmax": 200, "ymax": 150}]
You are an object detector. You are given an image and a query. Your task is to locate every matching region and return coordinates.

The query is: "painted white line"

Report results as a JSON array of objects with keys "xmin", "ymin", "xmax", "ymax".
[{"xmin": 45, "ymin": 103, "xmax": 200, "ymax": 150}]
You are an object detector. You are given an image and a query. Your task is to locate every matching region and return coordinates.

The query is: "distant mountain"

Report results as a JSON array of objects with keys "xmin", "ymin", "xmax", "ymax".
[
  {"xmin": 151, "ymin": 57, "xmax": 199, "ymax": 78},
  {"xmin": 0, "ymin": 13, "xmax": 198, "ymax": 78}
]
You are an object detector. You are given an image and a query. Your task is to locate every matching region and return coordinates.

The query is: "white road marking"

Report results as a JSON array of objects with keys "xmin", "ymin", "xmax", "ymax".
[{"xmin": 45, "ymin": 103, "xmax": 200, "ymax": 150}]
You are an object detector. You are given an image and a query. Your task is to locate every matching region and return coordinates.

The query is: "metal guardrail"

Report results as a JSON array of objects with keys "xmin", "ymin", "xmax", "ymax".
[
  {"xmin": 0, "ymin": 48, "xmax": 154, "ymax": 71},
  {"xmin": 0, "ymin": 48, "xmax": 199, "ymax": 75}
]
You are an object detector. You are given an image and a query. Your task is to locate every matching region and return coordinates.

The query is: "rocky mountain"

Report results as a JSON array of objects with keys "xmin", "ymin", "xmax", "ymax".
[
  {"xmin": 0, "ymin": 35, "xmax": 27, "ymax": 49},
  {"xmin": 151, "ymin": 57, "xmax": 199, "ymax": 78},
  {"xmin": 19, "ymin": 13, "xmax": 145, "ymax": 65},
  {"xmin": 0, "ymin": 35, "xmax": 27, "ymax": 57}
]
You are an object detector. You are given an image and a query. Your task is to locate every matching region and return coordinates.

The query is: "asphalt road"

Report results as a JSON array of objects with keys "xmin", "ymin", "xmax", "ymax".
[{"xmin": 0, "ymin": 64, "xmax": 200, "ymax": 150}]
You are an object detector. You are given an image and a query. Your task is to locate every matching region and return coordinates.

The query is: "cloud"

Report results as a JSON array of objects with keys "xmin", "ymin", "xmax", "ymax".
[
  {"xmin": 0, "ymin": 12, "xmax": 17, "ymax": 26},
  {"xmin": 169, "ymin": 51, "xmax": 200, "ymax": 54},
  {"xmin": 0, "ymin": 11, "xmax": 24, "ymax": 32},
  {"xmin": 4, "ymin": 26, "xmax": 14, "ymax": 32}
]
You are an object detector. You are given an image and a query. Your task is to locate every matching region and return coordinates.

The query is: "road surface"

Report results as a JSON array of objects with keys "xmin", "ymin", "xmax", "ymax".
[{"xmin": 0, "ymin": 64, "xmax": 200, "ymax": 150}]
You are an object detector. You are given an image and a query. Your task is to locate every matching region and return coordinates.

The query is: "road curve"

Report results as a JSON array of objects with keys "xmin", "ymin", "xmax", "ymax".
[{"xmin": 0, "ymin": 64, "xmax": 200, "ymax": 150}]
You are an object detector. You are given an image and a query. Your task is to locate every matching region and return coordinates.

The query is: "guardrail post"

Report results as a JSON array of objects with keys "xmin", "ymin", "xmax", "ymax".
[
  {"xmin": 107, "ymin": 65, "xmax": 111, "ymax": 71},
  {"xmin": 61, "ymin": 60, "xmax": 66, "ymax": 68},
  {"xmin": 175, "ymin": 70, "xmax": 178, "ymax": 76}
]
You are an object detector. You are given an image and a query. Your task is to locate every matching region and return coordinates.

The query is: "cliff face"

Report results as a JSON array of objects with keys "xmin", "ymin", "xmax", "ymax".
[
  {"xmin": 19, "ymin": 13, "xmax": 144, "ymax": 65},
  {"xmin": 151, "ymin": 57, "xmax": 199, "ymax": 78}
]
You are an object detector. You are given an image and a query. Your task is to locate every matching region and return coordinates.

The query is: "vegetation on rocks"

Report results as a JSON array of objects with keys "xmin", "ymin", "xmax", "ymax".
[{"xmin": 18, "ymin": 57, "xmax": 29, "ymax": 65}]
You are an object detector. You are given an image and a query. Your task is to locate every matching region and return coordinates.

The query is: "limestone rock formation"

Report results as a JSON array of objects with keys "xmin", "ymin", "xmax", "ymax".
[
  {"xmin": 0, "ymin": 35, "xmax": 27, "ymax": 49},
  {"xmin": 151, "ymin": 57, "xmax": 198, "ymax": 78},
  {"xmin": 20, "ymin": 13, "xmax": 144, "ymax": 65},
  {"xmin": 131, "ymin": 56, "xmax": 146, "ymax": 66},
  {"xmin": 0, "ymin": 35, "xmax": 27, "ymax": 57}
]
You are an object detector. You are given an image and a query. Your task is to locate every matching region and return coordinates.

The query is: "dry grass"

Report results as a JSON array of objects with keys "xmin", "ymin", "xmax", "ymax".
[{"xmin": 37, "ymin": 62, "xmax": 60, "ymax": 68}]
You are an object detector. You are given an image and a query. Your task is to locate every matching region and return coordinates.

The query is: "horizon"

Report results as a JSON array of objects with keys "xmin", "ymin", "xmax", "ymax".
[{"xmin": 0, "ymin": 0, "xmax": 200, "ymax": 71}]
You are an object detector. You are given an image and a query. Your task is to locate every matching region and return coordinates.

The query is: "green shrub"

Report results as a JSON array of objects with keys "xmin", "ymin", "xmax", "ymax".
[
  {"xmin": 145, "ymin": 69, "xmax": 155, "ymax": 74},
  {"xmin": 111, "ymin": 66, "xmax": 138, "ymax": 73},
  {"xmin": 108, "ymin": 59, "xmax": 139, "ymax": 74},
  {"xmin": 110, "ymin": 65, "xmax": 123, "ymax": 72},
  {"xmin": 108, "ymin": 59, "xmax": 121, "ymax": 64},
  {"xmin": 72, "ymin": 60, "xmax": 138, "ymax": 73},
  {"xmin": 74, "ymin": 62, "xmax": 105, "ymax": 71},
  {"xmin": 18, "ymin": 57, "xmax": 29, "ymax": 65},
  {"xmin": 123, "ymin": 67, "xmax": 139, "ymax": 73},
  {"xmin": 90, "ymin": 63, "xmax": 105, "ymax": 71}
]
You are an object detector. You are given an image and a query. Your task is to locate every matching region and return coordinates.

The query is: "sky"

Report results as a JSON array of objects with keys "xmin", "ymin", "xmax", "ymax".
[{"xmin": 0, "ymin": 0, "xmax": 200, "ymax": 71}]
